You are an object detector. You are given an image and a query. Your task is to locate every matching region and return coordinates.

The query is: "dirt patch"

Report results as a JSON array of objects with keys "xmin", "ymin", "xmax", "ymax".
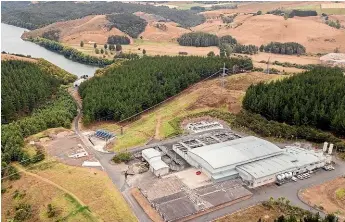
[
  {"xmin": 300, "ymin": 177, "xmax": 345, "ymax": 220},
  {"xmin": 216, "ymin": 203, "xmax": 285, "ymax": 222},
  {"xmin": 1, "ymin": 54, "xmax": 37, "ymax": 63},
  {"xmin": 31, "ymin": 128, "xmax": 97, "ymax": 167},
  {"xmin": 131, "ymin": 188, "xmax": 163, "ymax": 222}
]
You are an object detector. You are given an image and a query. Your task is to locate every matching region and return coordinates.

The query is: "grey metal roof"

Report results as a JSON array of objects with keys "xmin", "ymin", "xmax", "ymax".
[
  {"xmin": 150, "ymin": 158, "xmax": 169, "ymax": 170},
  {"xmin": 142, "ymin": 148, "xmax": 161, "ymax": 160},
  {"xmin": 188, "ymin": 136, "xmax": 283, "ymax": 170},
  {"xmin": 236, "ymin": 147, "xmax": 324, "ymax": 179}
]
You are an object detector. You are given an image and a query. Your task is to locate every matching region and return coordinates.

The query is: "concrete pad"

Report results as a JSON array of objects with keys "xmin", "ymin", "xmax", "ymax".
[{"xmin": 164, "ymin": 168, "xmax": 211, "ymax": 189}]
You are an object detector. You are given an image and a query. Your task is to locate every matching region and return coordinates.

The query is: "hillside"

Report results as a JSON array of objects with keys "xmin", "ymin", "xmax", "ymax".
[
  {"xmin": 193, "ymin": 14, "xmax": 345, "ymax": 53},
  {"xmin": 79, "ymin": 56, "xmax": 253, "ymax": 124},
  {"xmin": 1, "ymin": 55, "xmax": 77, "ymax": 123},
  {"xmin": 22, "ymin": 15, "xmax": 130, "ymax": 45},
  {"xmin": 85, "ymin": 71, "xmax": 283, "ymax": 151},
  {"xmin": 243, "ymin": 67, "xmax": 345, "ymax": 135},
  {"xmin": 1, "ymin": 1, "xmax": 204, "ymax": 30}
]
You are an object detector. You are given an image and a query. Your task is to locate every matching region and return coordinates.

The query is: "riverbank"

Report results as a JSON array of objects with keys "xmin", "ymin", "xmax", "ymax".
[{"xmin": 1, "ymin": 23, "xmax": 98, "ymax": 77}]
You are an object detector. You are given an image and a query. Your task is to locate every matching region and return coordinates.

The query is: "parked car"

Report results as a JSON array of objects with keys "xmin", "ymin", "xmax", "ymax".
[
  {"xmin": 291, "ymin": 176, "xmax": 297, "ymax": 182},
  {"xmin": 297, "ymin": 175, "xmax": 304, "ymax": 180}
]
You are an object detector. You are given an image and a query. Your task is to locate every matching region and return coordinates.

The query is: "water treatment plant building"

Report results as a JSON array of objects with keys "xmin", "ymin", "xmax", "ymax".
[{"xmin": 143, "ymin": 132, "xmax": 331, "ymax": 188}]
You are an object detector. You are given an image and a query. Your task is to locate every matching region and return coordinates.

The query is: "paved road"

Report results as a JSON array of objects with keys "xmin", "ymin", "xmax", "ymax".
[
  {"xmin": 70, "ymin": 88, "xmax": 151, "ymax": 222},
  {"xmin": 192, "ymin": 158, "xmax": 345, "ymax": 222}
]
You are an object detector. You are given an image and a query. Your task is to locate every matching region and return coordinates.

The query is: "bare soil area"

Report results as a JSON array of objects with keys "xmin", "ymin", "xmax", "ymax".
[
  {"xmin": 187, "ymin": 72, "xmax": 283, "ymax": 113},
  {"xmin": 216, "ymin": 203, "xmax": 285, "ymax": 222},
  {"xmin": 300, "ymin": 177, "xmax": 345, "ymax": 220}
]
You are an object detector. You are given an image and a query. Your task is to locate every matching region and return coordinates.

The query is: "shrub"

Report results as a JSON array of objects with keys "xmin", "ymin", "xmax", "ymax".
[
  {"xmin": 47, "ymin": 204, "xmax": 58, "ymax": 218},
  {"xmin": 112, "ymin": 152, "xmax": 132, "ymax": 163},
  {"xmin": 107, "ymin": 35, "xmax": 130, "ymax": 45},
  {"xmin": 14, "ymin": 203, "xmax": 32, "ymax": 221}
]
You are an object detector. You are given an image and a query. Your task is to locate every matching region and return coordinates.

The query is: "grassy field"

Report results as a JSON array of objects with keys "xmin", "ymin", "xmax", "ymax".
[
  {"xmin": 69, "ymin": 40, "xmax": 218, "ymax": 57},
  {"xmin": 86, "ymin": 72, "xmax": 284, "ymax": 151},
  {"xmin": 30, "ymin": 161, "xmax": 137, "ymax": 222},
  {"xmin": 2, "ymin": 158, "xmax": 136, "ymax": 222},
  {"xmin": 1, "ymin": 174, "xmax": 94, "ymax": 222}
]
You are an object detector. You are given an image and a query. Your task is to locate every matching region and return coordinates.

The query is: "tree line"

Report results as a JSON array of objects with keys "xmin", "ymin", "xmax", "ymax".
[
  {"xmin": 178, "ymin": 33, "xmax": 259, "ymax": 55},
  {"xmin": 267, "ymin": 9, "xmax": 317, "ymax": 18},
  {"xmin": 1, "ymin": 1, "xmax": 205, "ymax": 30},
  {"xmin": 259, "ymin": 42, "xmax": 306, "ymax": 55},
  {"xmin": 28, "ymin": 37, "xmax": 113, "ymax": 67},
  {"xmin": 106, "ymin": 13, "xmax": 148, "ymax": 38},
  {"xmin": 107, "ymin": 35, "xmax": 131, "ymax": 45},
  {"xmin": 78, "ymin": 56, "xmax": 253, "ymax": 124},
  {"xmin": 1, "ymin": 59, "xmax": 76, "ymax": 124},
  {"xmin": 177, "ymin": 32, "xmax": 219, "ymax": 47},
  {"xmin": 1, "ymin": 88, "xmax": 77, "ymax": 165},
  {"xmin": 243, "ymin": 67, "xmax": 345, "ymax": 136}
]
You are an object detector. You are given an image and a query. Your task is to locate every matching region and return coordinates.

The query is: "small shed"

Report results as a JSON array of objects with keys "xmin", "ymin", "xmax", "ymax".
[
  {"xmin": 149, "ymin": 158, "xmax": 169, "ymax": 177},
  {"xmin": 142, "ymin": 148, "xmax": 161, "ymax": 162},
  {"xmin": 142, "ymin": 148, "xmax": 169, "ymax": 176}
]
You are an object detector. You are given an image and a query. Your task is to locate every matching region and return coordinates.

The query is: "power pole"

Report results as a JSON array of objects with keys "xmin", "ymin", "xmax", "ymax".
[
  {"xmin": 220, "ymin": 63, "xmax": 228, "ymax": 89},
  {"xmin": 266, "ymin": 55, "xmax": 271, "ymax": 74}
]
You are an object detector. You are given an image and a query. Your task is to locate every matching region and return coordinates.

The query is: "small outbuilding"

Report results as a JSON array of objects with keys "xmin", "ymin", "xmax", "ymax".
[{"xmin": 142, "ymin": 148, "xmax": 169, "ymax": 177}]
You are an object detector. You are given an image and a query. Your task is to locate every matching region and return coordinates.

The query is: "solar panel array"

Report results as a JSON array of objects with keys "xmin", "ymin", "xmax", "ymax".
[{"xmin": 95, "ymin": 129, "xmax": 114, "ymax": 140}]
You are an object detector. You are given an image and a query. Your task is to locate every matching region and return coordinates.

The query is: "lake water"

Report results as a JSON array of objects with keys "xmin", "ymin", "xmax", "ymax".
[{"xmin": 1, "ymin": 23, "xmax": 98, "ymax": 77}]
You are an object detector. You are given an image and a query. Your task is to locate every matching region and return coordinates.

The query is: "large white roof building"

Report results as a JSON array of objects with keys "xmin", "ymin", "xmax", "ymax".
[{"xmin": 173, "ymin": 136, "xmax": 330, "ymax": 188}]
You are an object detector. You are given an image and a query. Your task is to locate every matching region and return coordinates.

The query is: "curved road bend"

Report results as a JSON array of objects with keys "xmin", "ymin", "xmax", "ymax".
[{"xmin": 70, "ymin": 88, "xmax": 151, "ymax": 222}]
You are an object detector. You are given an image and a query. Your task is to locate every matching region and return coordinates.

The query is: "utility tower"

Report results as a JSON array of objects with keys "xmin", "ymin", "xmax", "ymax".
[{"xmin": 220, "ymin": 63, "xmax": 228, "ymax": 89}]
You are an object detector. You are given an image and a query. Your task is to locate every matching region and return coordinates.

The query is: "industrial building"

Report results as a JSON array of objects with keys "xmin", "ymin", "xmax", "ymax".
[
  {"xmin": 142, "ymin": 133, "xmax": 332, "ymax": 188},
  {"xmin": 142, "ymin": 148, "xmax": 169, "ymax": 177}
]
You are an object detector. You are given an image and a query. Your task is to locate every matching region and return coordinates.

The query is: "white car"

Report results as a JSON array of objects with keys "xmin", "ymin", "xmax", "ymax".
[
  {"xmin": 291, "ymin": 176, "xmax": 297, "ymax": 182},
  {"xmin": 297, "ymin": 175, "xmax": 304, "ymax": 180}
]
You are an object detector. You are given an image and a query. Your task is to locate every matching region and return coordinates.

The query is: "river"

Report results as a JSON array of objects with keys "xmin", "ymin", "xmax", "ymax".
[{"xmin": 1, "ymin": 23, "xmax": 98, "ymax": 77}]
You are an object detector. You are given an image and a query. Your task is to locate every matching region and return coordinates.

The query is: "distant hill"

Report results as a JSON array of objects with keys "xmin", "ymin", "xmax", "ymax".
[{"xmin": 1, "ymin": 1, "xmax": 205, "ymax": 30}]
